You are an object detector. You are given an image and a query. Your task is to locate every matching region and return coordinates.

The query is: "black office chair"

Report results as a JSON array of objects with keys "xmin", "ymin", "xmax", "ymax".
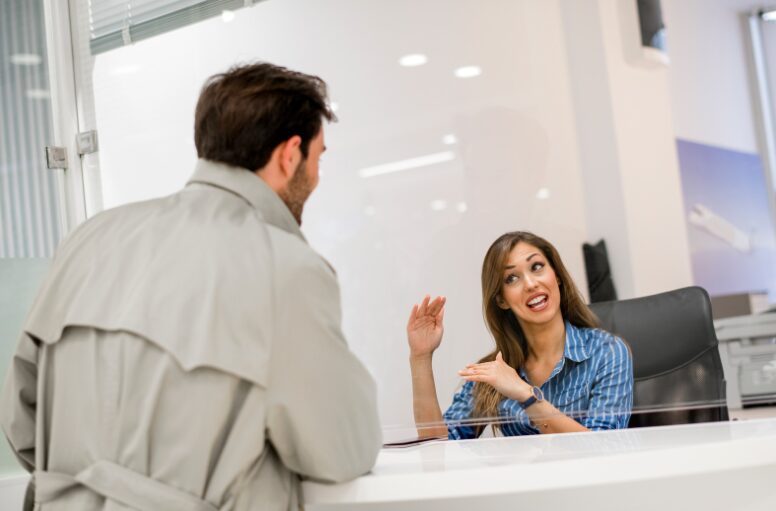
[{"xmin": 589, "ymin": 286, "xmax": 729, "ymax": 428}]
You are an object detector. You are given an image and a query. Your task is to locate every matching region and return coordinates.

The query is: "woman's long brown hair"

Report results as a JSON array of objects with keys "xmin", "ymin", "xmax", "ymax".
[{"xmin": 471, "ymin": 232, "xmax": 599, "ymax": 435}]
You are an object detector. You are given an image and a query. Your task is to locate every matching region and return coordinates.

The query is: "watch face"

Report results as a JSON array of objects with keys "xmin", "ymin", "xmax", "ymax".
[{"xmin": 532, "ymin": 386, "xmax": 544, "ymax": 401}]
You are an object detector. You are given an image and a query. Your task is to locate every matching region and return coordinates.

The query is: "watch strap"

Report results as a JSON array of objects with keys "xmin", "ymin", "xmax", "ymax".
[
  {"xmin": 519, "ymin": 386, "xmax": 543, "ymax": 410},
  {"xmin": 519, "ymin": 395, "xmax": 537, "ymax": 409}
]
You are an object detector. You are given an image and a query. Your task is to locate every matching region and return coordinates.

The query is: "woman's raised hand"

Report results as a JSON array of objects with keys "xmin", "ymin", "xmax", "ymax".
[
  {"xmin": 458, "ymin": 352, "xmax": 532, "ymax": 402},
  {"xmin": 407, "ymin": 295, "xmax": 446, "ymax": 359}
]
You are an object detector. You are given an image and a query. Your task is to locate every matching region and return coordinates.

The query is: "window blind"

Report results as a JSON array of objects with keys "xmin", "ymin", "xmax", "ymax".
[
  {"xmin": 1, "ymin": 0, "xmax": 63, "ymax": 257},
  {"xmin": 88, "ymin": 0, "xmax": 262, "ymax": 54}
]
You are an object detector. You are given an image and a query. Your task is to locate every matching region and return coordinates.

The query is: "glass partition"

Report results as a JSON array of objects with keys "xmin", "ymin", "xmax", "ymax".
[
  {"xmin": 69, "ymin": 0, "xmax": 594, "ymax": 438},
  {"xmin": 0, "ymin": 0, "xmax": 63, "ymax": 473},
  {"xmin": 65, "ymin": 0, "xmax": 776, "ymax": 442}
]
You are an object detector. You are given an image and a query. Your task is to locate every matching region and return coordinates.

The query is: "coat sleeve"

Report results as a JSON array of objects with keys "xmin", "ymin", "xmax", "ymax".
[
  {"xmin": 266, "ymin": 255, "xmax": 382, "ymax": 484},
  {"xmin": 0, "ymin": 332, "xmax": 39, "ymax": 472}
]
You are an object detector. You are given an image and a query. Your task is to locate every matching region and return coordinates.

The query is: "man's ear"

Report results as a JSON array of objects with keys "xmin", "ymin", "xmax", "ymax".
[
  {"xmin": 255, "ymin": 135, "xmax": 303, "ymax": 194},
  {"xmin": 278, "ymin": 135, "xmax": 303, "ymax": 178}
]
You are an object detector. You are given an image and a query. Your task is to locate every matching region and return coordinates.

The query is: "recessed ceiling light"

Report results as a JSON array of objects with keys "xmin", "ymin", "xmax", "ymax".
[
  {"xmin": 454, "ymin": 65, "xmax": 482, "ymax": 78},
  {"xmin": 456, "ymin": 202, "xmax": 468, "ymax": 213},
  {"xmin": 359, "ymin": 151, "xmax": 455, "ymax": 178},
  {"xmin": 112, "ymin": 65, "xmax": 140, "ymax": 75},
  {"xmin": 26, "ymin": 89, "xmax": 49, "ymax": 100},
  {"xmin": 222, "ymin": 10, "xmax": 235, "ymax": 23},
  {"xmin": 10, "ymin": 53, "xmax": 41, "ymax": 66},
  {"xmin": 442, "ymin": 134, "xmax": 457, "ymax": 145},
  {"xmin": 399, "ymin": 54, "xmax": 428, "ymax": 67},
  {"xmin": 536, "ymin": 187, "xmax": 550, "ymax": 200},
  {"xmin": 430, "ymin": 200, "xmax": 448, "ymax": 211}
]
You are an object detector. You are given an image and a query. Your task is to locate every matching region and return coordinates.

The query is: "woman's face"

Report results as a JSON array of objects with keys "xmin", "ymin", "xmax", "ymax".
[{"xmin": 497, "ymin": 242, "xmax": 562, "ymax": 327}]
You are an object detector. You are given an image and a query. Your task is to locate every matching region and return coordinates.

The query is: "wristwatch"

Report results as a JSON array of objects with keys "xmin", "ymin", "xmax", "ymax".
[{"xmin": 519, "ymin": 386, "xmax": 544, "ymax": 410}]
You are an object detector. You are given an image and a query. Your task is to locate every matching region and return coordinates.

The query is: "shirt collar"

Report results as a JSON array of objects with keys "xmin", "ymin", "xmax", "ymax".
[
  {"xmin": 518, "ymin": 320, "xmax": 592, "ymax": 384},
  {"xmin": 187, "ymin": 159, "xmax": 305, "ymax": 242},
  {"xmin": 563, "ymin": 320, "xmax": 591, "ymax": 363}
]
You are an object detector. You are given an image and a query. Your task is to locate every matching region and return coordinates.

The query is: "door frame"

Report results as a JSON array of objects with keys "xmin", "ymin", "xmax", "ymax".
[
  {"xmin": 42, "ymin": 0, "xmax": 87, "ymax": 233},
  {"xmin": 746, "ymin": 10, "xmax": 776, "ymax": 231}
]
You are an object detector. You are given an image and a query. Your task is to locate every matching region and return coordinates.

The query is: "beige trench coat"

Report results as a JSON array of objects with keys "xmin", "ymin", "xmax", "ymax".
[{"xmin": 0, "ymin": 159, "xmax": 382, "ymax": 510}]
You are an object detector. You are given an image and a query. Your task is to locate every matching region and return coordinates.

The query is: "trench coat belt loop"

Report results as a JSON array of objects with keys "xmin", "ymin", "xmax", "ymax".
[{"xmin": 34, "ymin": 460, "xmax": 218, "ymax": 511}]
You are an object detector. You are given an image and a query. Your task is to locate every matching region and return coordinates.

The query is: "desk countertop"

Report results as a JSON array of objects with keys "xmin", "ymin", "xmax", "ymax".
[{"xmin": 303, "ymin": 418, "xmax": 776, "ymax": 510}]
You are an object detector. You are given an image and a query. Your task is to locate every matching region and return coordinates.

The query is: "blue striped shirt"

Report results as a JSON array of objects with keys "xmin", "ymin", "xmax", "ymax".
[{"xmin": 444, "ymin": 321, "xmax": 633, "ymax": 439}]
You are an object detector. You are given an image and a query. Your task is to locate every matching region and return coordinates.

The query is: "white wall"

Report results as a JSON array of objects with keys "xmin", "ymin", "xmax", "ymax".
[
  {"xmin": 661, "ymin": 0, "xmax": 776, "ymax": 302},
  {"xmin": 560, "ymin": 0, "xmax": 694, "ymax": 299},
  {"xmin": 663, "ymin": 0, "xmax": 763, "ymax": 153},
  {"xmin": 599, "ymin": 0, "xmax": 694, "ymax": 297}
]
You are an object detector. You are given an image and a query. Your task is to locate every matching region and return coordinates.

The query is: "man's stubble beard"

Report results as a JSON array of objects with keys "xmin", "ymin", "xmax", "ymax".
[{"xmin": 278, "ymin": 159, "xmax": 314, "ymax": 226}]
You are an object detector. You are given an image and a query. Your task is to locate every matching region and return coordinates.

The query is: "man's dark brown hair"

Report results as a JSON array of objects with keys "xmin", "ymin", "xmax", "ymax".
[{"xmin": 194, "ymin": 62, "xmax": 336, "ymax": 171}]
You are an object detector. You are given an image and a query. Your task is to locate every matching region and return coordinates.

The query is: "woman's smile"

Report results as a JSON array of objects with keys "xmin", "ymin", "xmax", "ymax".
[
  {"xmin": 525, "ymin": 292, "xmax": 549, "ymax": 311},
  {"xmin": 499, "ymin": 242, "xmax": 562, "ymax": 325}
]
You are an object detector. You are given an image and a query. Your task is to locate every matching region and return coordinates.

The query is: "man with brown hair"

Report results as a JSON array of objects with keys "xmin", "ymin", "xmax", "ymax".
[{"xmin": 1, "ymin": 62, "xmax": 382, "ymax": 510}]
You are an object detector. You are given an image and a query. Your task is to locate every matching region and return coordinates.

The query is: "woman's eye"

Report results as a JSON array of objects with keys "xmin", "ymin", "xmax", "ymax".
[
  {"xmin": 505, "ymin": 274, "xmax": 519, "ymax": 284},
  {"xmin": 532, "ymin": 262, "xmax": 544, "ymax": 272}
]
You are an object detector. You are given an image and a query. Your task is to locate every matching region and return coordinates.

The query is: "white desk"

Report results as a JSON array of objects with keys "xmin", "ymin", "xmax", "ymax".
[{"xmin": 303, "ymin": 419, "xmax": 776, "ymax": 511}]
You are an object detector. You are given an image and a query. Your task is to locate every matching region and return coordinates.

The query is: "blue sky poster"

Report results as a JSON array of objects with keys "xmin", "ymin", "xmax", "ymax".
[{"xmin": 676, "ymin": 139, "xmax": 776, "ymax": 302}]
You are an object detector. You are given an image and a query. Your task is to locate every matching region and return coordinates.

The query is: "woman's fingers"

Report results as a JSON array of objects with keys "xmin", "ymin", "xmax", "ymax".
[
  {"xmin": 459, "ymin": 373, "xmax": 489, "ymax": 383},
  {"xmin": 459, "ymin": 366, "xmax": 494, "ymax": 376},
  {"xmin": 427, "ymin": 296, "xmax": 446, "ymax": 316},
  {"xmin": 413, "ymin": 295, "xmax": 446, "ymax": 321},
  {"xmin": 466, "ymin": 361, "xmax": 495, "ymax": 370},
  {"xmin": 407, "ymin": 304, "xmax": 419, "ymax": 328},
  {"xmin": 418, "ymin": 295, "xmax": 431, "ymax": 316},
  {"xmin": 436, "ymin": 304, "xmax": 445, "ymax": 323}
]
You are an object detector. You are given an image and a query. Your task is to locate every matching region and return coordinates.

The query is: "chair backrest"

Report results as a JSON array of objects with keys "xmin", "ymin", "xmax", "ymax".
[{"xmin": 589, "ymin": 286, "xmax": 729, "ymax": 428}]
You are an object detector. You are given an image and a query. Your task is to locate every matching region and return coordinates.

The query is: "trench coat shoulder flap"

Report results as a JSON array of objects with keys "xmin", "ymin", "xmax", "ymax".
[{"xmin": 22, "ymin": 193, "xmax": 276, "ymax": 388}]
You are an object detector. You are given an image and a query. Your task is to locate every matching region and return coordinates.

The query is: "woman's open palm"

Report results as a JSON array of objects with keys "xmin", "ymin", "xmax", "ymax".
[{"xmin": 407, "ymin": 295, "xmax": 446, "ymax": 358}]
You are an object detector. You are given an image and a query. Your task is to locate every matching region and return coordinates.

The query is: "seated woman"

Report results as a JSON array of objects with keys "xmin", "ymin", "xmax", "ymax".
[{"xmin": 407, "ymin": 231, "xmax": 633, "ymax": 439}]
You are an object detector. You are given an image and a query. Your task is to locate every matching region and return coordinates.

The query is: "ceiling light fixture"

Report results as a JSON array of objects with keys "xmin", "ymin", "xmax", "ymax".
[
  {"xmin": 112, "ymin": 65, "xmax": 140, "ymax": 75},
  {"xmin": 442, "ymin": 134, "xmax": 458, "ymax": 145},
  {"xmin": 10, "ymin": 53, "xmax": 41, "ymax": 66},
  {"xmin": 359, "ymin": 151, "xmax": 455, "ymax": 178},
  {"xmin": 222, "ymin": 10, "xmax": 235, "ymax": 22},
  {"xmin": 761, "ymin": 9, "xmax": 776, "ymax": 21},
  {"xmin": 26, "ymin": 89, "xmax": 49, "ymax": 100},
  {"xmin": 430, "ymin": 200, "xmax": 448, "ymax": 211},
  {"xmin": 399, "ymin": 54, "xmax": 428, "ymax": 67},
  {"xmin": 536, "ymin": 188, "xmax": 551, "ymax": 200},
  {"xmin": 454, "ymin": 65, "xmax": 482, "ymax": 78}
]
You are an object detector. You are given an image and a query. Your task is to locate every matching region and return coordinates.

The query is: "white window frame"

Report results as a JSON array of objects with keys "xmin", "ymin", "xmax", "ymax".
[{"xmin": 43, "ymin": 0, "xmax": 88, "ymax": 232}]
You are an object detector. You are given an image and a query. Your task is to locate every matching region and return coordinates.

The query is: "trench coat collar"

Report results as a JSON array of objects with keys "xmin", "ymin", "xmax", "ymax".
[{"xmin": 187, "ymin": 159, "xmax": 306, "ymax": 242}]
